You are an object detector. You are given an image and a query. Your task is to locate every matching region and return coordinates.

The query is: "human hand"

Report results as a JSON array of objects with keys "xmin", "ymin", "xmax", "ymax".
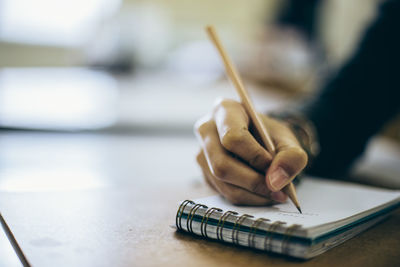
[{"xmin": 195, "ymin": 99, "xmax": 308, "ymax": 205}]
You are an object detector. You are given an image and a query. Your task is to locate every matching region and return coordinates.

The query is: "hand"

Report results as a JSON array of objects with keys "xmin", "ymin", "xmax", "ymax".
[{"xmin": 194, "ymin": 99, "xmax": 308, "ymax": 205}]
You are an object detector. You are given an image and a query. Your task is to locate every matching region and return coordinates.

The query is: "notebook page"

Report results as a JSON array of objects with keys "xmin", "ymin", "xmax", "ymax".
[{"xmin": 195, "ymin": 177, "xmax": 400, "ymax": 231}]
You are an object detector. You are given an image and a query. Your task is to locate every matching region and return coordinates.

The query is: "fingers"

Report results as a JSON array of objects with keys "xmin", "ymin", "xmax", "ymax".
[
  {"xmin": 213, "ymin": 99, "xmax": 272, "ymax": 172},
  {"xmin": 193, "ymin": 98, "xmax": 301, "ymax": 205},
  {"xmin": 196, "ymin": 119, "xmax": 269, "ymax": 196},
  {"xmin": 196, "ymin": 151, "xmax": 217, "ymax": 191},
  {"xmin": 196, "ymin": 150, "xmax": 284, "ymax": 205},
  {"xmin": 267, "ymin": 146, "xmax": 307, "ymax": 191},
  {"xmin": 261, "ymin": 116, "xmax": 308, "ymax": 192}
]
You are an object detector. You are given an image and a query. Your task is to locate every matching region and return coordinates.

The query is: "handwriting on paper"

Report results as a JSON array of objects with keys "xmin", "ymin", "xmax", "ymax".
[{"xmin": 277, "ymin": 211, "xmax": 319, "ymax": 219}]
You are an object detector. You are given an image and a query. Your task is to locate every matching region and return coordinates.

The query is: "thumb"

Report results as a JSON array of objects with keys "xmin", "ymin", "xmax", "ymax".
[{"xmin": 266, "ymin": 146, "xmax": 308, "ymax": 192}]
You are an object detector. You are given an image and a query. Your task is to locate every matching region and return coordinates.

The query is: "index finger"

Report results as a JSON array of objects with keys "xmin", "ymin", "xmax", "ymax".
[{"xmin": 213, "ymin": 99, "xmax": 272, "ymax": 172}]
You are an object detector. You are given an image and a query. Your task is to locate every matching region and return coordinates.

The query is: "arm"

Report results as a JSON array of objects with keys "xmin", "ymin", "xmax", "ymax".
[
  {"xmin": 276, "ymin": 0, "xmax": 321, "ymax": 40},
  {"xmin": 303, "ymin": 0, "xmax": 400, "ymax": 177},
  {"xmin": 194, "ymin": 0, "xmax": 400, "ymax": 205}
]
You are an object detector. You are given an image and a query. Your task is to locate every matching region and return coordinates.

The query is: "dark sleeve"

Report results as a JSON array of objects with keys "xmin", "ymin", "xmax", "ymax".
[
  {"xmin": 276, "ymin": 0, "xmax": 321, "ymax": 40},
  {"xmin": 303, "ymin": 0, "xmax": 400, "ymax": 177}
]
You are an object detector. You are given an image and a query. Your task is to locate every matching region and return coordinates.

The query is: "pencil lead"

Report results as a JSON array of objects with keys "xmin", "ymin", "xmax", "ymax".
[{"xmin": 297, "ymin": 207, "xmax": 302, "ymax": 214}]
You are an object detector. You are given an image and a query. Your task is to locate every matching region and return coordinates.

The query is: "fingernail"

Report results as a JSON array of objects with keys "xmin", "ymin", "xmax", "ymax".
[
  {"xmin": 269, "ymin": 167, "xmax": 290, "ymax": 191},
  {"xmin": 270, "ymin": 191, "xmax": 287, "ymax": 202}
]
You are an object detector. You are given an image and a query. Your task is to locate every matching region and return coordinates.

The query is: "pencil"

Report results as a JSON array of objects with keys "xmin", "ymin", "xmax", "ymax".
[{"xmin": 205, "ymin": 25, "xmax": 302, "ymax": 213}]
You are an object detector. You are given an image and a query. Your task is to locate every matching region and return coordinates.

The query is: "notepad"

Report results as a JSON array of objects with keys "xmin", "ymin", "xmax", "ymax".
[{"xmin": 175, "ymin": 176, "xmax": 400, "ymax": 259}]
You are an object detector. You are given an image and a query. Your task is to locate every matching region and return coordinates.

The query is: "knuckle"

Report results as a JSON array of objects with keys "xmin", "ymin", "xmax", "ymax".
[
  {"xmin": 195, "ymin": 120, "xmax": 213, "ymax": 136},
  {"xmin": 211, "ymin": 158, "xmax": 229, "ymax": 179},
  {"xmin": 215, "ymin": 98, "xmax": 236, "ymax": 108},
  {"xmin": 249, "ymin": 153, "xmax": 262, "ymax": 167},
  {"xmin": 221, "ymin": 129, "xmax": 245, "ymax": 151},
  {"xmin": 196, "ymin": 151, "xmax": 204, "ymax": 165},
  {"xmin": 196, "ymin": 152, "xmax": 201, "ymax": 163},
  {"xmin": 250, "ymin": 180, "xmax": 268, "ymax": 195},
  {"xmin": 249, "ymin": 151, "xmax": 269, "ymax": 169}
]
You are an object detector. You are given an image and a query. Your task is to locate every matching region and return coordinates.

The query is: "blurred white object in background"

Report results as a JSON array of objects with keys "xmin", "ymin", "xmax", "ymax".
[
  {"xmin": 165, "ymin": 41, "xmax": 223, "ymax": 84},
  {"xmin": 0, "ymin": 0, "xmax": 121, "ymax": 47},
  {"xmin": 0, "ymin": 68, "xmax": 119, "ymax": 130},
  {"xmin": 86, "ymin": 3, "xmax": 172, "ymax": 70}
]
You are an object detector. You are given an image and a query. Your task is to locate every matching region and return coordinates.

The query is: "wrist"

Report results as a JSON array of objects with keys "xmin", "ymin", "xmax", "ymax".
[{"xmin": 268, "ymin": 111, "xmax": 320, "ymax": 167}]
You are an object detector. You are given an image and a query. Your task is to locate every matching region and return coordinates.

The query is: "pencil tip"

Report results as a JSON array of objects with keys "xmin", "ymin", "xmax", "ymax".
[{"xmin": 297, "ymin": 207, "xmax": 302, "ymax": 214}]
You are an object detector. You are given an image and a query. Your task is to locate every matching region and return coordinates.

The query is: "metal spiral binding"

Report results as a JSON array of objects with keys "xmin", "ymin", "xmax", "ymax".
[
  {"xmin": 177, "ymin": 200, "xmax": 303, "ymax": 255},
  {"xmin": 216, "ymin": 211, "xmax": 238, "ymax": 241},
  {"xmin": 186, "ymin": 204, "xmax": 208, "ymax": 234},
  {"xmin": 200, "ymin": 207, "xmax": 222, "ymax": 238},
  {"xmin": 248, "ymin": 218, "xmax": 270, "ymax": 248},
  {"xmin": 264, "ymin": 221, "xmax": 286, "ymax": 251},
  {"xmin": 231, "ymin": 214, "xmax": 254, "ymax": 245},
  {"xmin": 281, "ymin": 224, "xmax": 302, "ymax": 255},
  {"xmin": 175, "ymin": 200, "xmax": 194, "ymax": 230}
]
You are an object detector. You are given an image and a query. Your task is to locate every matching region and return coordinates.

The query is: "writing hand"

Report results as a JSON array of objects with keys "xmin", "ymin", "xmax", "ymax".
[{"xmin": 195, "ymin": 99, "xmax": 307, "ymax": 205}]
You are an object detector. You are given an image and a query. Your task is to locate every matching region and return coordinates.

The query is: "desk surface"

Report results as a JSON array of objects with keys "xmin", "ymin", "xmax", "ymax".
[
  {"xmin": 1, "ymin": 182, "xmax": 400, "ymax": 267},
  {"xmin": 0, "ymin": 131, "xmax": 399, "ymax": 266}
]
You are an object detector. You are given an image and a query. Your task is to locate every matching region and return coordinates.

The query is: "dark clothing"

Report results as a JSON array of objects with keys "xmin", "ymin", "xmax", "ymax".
[
  {"xmin": 281, "ymin": 0, "xmax": 400, "ymax": 176},
  {"xmin": 277, "ymin": 0, "xmax": 320, "ymax": 41}
]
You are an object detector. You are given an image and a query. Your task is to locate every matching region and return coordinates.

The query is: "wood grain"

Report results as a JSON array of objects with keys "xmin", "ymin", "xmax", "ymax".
[
  {"xmin": 0, "ymin": 132, "xmax": 399, "ymax": 267},
  {"xmin": 1, "ymin": 183, "xmax": 399, "ymax": 267}
]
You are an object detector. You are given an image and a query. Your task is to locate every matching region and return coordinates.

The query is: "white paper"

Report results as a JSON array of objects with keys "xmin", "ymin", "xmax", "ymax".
[{"xmin": 194, "ymin": 177, "xmax": 400, "ymax": 232}]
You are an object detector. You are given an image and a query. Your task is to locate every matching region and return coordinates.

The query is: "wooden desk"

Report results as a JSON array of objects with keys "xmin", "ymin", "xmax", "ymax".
[
  {"xmin": 1, "ymin": 184, "xmax": 400, "ymax": 266},
  {"xmin": 0, "ymin": 131, "xmax": 399, "ymax": 266}
]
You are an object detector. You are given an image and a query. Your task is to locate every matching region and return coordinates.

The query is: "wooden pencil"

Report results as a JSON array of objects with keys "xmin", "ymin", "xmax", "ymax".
[{"xmin": 205, "ymin": 25, "xmax": 302, "ymax": 213}]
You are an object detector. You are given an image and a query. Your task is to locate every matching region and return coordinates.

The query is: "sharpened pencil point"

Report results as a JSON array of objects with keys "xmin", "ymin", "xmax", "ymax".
[{"xmin": 297, "ymin": 207, "xmax": 302, "ymax": 214}]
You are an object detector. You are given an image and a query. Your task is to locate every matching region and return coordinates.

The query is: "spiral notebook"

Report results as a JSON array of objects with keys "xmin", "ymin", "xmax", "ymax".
[{"xmin": 175, "ymin": 177, "xmax": 400, "ymax": 259}]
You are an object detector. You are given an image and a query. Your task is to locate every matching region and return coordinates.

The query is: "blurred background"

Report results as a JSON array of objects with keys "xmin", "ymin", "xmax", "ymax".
[{"xmin": 0, "ymin": 0, "xmax": 399, "ymax": 193}]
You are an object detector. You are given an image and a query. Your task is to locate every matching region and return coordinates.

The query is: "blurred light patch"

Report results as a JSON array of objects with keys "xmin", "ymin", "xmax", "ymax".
[
  {"xmin": 0, "ymin": 0, "xmax": 121, "ymax": 46},
  {"xmin": 0, "ymin": 168, "xmax": 106, "ymax": 192},
  {"xmin": 0, "ymin": 68, "xmax": 119, "ymax": 130},
  {"xmin": 166, "ymin": 41, "xmax": 223, "ymax": 83}
]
